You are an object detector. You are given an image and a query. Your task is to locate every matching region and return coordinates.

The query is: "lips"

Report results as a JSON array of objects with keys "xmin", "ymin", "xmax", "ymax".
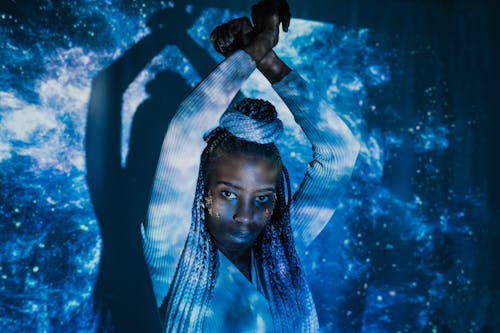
[
  {"xmin": 229, "ymin": 230, "xmax": 255, "ymax": 242},
  {"xmin": 231, "ymin": 230, "xmax": 252, "ymax": 237}
]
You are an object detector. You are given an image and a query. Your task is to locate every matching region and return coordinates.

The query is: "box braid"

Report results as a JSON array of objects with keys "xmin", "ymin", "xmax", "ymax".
[{"xmin": 160, "ymin": 99, "xmax": 319, "ymax": 332}]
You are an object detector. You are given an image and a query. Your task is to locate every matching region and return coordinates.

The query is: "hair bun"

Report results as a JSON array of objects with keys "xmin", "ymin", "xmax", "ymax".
[
  {"xmin": 233, "ymin": 98, "xmax": 277, "ymax": 122},
  {"xmin": 219, "ymin": 98, "xmax": 283, "ymax": 144}
]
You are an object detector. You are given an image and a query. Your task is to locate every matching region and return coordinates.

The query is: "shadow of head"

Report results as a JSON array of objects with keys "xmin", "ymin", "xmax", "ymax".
[{"xmin": 147, "ymin": 4, "xmax": 201, "ymax": 33}]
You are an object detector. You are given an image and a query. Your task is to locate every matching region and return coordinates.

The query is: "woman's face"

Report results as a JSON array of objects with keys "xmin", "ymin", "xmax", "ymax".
[{"xmin": 205, "ymin": 152, "xmax": 279, "ymax": 254}]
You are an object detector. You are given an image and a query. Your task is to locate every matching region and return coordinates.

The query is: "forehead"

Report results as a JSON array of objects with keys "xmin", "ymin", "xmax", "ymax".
[{"xmin": 207, "ymin": 153, "xmax": 279, "ymax": 190}]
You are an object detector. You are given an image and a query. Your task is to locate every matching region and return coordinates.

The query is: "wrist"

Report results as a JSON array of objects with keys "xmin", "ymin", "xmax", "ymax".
[
  {"xmin": 257, "ymin": 50, "xmax": 291, "ymax": 84},
  {"xmin": 243, "ymin": 30, "xmax": 276, "ymax": 63}
]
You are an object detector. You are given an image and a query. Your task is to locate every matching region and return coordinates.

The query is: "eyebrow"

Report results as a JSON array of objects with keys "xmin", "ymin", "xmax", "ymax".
[{"xmin": 216, "ymin": 181, "xmax": 275, "ymax": 193}]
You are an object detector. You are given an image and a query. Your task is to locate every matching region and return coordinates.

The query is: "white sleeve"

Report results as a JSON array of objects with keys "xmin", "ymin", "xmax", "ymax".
[
  {"xmin": 273, "ymin": 71, "xmax": 360, "ymax": 252},
  {"xmin": 142, "ymin": 51, "xmax": 257, "ymax": 304}
]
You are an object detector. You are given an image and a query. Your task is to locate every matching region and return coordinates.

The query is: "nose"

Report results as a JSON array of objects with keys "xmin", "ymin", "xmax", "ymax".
[{"xmin": 233, "ymin": 200, "xmax": 253, "ymax": 225}]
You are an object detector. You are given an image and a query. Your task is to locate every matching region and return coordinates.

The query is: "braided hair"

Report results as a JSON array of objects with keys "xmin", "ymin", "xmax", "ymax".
[{"xmin": 160, "ymin": 98, "xmax": 319, "ymax": 332}]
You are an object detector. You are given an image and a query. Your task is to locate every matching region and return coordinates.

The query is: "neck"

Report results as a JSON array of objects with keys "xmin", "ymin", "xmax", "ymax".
[{"xmin": 217, "ymin": 243, "xmax": 252, "ymax": 282}]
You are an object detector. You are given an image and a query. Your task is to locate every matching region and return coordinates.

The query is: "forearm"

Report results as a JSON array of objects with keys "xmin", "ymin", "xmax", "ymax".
[
  {"xmin": 272, "ymin": 68, "xmax": 360, "ymax": 250},
  {"xmin": 168, "ymin": 51, "xmax": 255, "ymax": 125},
  {"xmin": 107, "ymin": 30, "xmax": 172, "ymax": 92},
  {"xmin": 274, "ymin": 70, "xmax": 359, "ymax": 163},
  {"xmin": 261, "ymin": 51, "xmax": 358, "ymax": 158},
  {"xmin": 257, "ymin": 50, "xmax": 291, "ymax": 84},
  {"xmin": 243, "ymin": 32, "xmax": 277, "ymax": 64}
]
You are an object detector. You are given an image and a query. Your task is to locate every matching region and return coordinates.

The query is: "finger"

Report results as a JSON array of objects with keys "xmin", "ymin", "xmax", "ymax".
[
  {"xmin": 217, "ymin": 36, "xmax": 226, "ymax": 53},
  {"xmin": 210, "ymin": 27, "xmax": 218, "ymax": 43},
  {"xmin": 266, "ymin": 0, "xmax": 289, "ymax": 31},
  {"xmin": 213, "ymin": 28, "xmax": 224, "ymax": 54},
  {"xmin": 220, "ymin": 27, "xmax": 234, "ymax": 48},
  {"xmin": 266, "ymin": 1, "xmax": 282, "ymax": 28},
  {"xmin": 251, "ymin": 4, "xmax": 260, "ymax": 31},
  {"xmin": 252, "ymin": 2, "xmax": 269, "ymax": 32},
  {"xmin": 239, "ymin": 16, "xmax": 254, "ymax": 35},
  {"xmin": 279, "ymin": 1, "xmax": 291, "ymax": 32},
  {"xmin": 227, "ymin": 20, "xmax": 239, "ymax": 35},
  {"xmin": 233, "ymin": 17, "xmax": 254, "ymax": 47}
]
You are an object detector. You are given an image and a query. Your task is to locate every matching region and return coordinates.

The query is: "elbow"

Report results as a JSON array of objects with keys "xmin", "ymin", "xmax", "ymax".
[
  {"xmin": 335, "ymin": 125, "xmax": 360, "ymax": 169},
  {"xmin": 338, "ymin": 133, "xmax": 360, "ymax": 177},
  {"xmin": 312, "ymin": 132, "xmax": 360, "ymax": 181}
]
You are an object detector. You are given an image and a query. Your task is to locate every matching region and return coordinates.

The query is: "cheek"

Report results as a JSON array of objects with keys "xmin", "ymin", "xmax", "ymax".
[
  {"xmin": 205, "ymin": 191, "xmax": 221, "ymax": 218},
  {"xmin": 205, "ymin": 191, "xmax": 231, "ymax": 220},
  {"xmin": 255, "ymin": 202, "xmax": 275, "ymax": 229},
  {"xmin": 204, "ymin": 192, "xmax": 214, "ymax": 216}
]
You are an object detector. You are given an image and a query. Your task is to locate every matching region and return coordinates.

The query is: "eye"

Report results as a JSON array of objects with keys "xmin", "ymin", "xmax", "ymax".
[
  {"xmin": 255, "ymin": 195, "xmax": 271, "ymax": 205},
  {"xmin": 221, "ymin": 190, "xmax": 237, "ymax": 200}
]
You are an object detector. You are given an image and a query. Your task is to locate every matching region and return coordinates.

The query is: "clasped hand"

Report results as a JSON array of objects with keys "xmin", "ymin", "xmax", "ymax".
[{"xmin": 210, "ymin": 0, "xmax": 290, "ymax": 62}]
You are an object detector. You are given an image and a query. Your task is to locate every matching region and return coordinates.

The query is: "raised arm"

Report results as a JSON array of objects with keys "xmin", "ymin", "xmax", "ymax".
[
  {"xmin": 86, "ymin": 30, "xmax": 174, "ymax": 224},
  {"xmin": 145, "ymin": 48, "xmax": 257, "ymax": 233},
  {"xmin": 85, "ymin": 29, "xmax": 178, "ymax": 333},
  {"xmin": 258, "ymin": 51, "xmax": 360, "ymax": 252},
  {"xmin": 208, "ymin": 2, "xmax": 355, "ymax": 252},
  {"xmin": 143, "ymin": 16, "xmax": 285, "ymax": 302}
]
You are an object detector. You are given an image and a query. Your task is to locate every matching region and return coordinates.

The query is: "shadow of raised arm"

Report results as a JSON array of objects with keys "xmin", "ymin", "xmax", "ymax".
[{"xmin": 85, "ymin": 27, "xmax": 179, "ymax": 333}]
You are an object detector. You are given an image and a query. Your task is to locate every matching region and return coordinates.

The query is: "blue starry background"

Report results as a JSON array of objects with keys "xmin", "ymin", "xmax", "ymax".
[{"xmin": 0, "ymin": 0, "xmax": 498, "ymax": 332}]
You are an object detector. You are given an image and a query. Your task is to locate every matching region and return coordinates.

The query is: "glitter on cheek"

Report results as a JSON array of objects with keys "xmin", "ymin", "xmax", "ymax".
[
  {"xmin": 204, "ymin": 192, "xmax": 214, "ymax": 217},
  {"xmin": 204, "ymin": 191, "xmax": 221, "ymax": 219}
]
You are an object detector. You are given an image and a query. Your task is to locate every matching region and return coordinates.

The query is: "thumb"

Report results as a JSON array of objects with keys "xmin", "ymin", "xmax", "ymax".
[{"xmin": 278, "ymin": 2, "xmax": 291, "ymax": 32}]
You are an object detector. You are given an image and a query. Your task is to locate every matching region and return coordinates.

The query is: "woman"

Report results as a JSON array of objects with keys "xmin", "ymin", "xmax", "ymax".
[{"xmin": 143, "ymin": 2, "xmax": 360, "ymax": 332}]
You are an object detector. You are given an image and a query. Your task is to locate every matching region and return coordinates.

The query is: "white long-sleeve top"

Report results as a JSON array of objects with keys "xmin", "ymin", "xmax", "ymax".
[{"xmin": 142, "ymin": 50, "xmax": 360, "ymax": 312}]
